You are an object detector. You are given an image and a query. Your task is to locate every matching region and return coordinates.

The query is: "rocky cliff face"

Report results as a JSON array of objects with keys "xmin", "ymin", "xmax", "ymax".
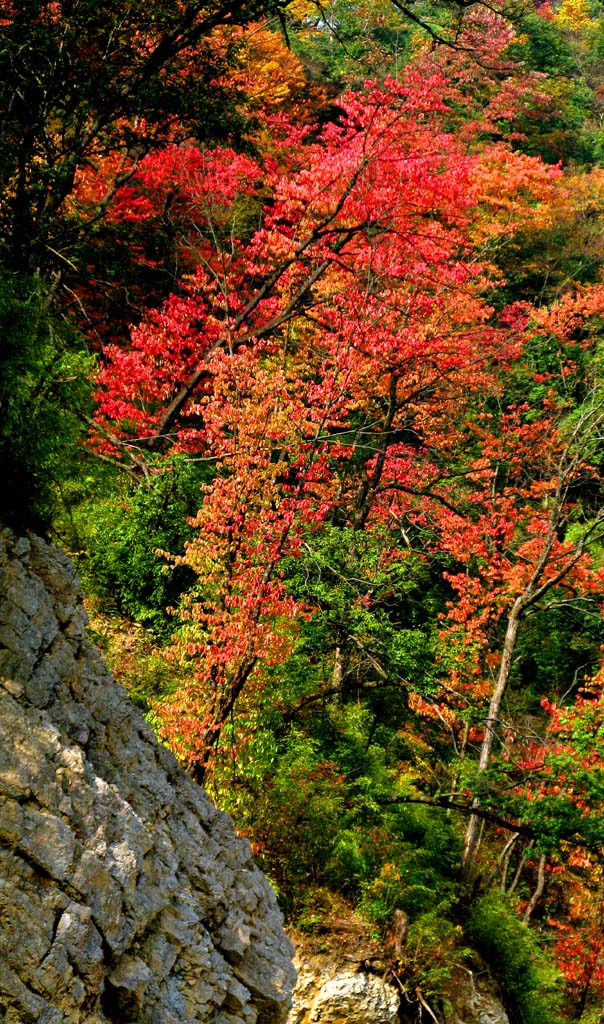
[{"xmin": 0, "ymin": 528, "xmax": 296, "ymax": 1024}]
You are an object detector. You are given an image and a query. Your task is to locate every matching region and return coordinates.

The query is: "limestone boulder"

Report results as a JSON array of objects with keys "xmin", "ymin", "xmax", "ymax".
[{"xmin": 291, "ymin": 966, "xmax": 400, "ymax": 1024}]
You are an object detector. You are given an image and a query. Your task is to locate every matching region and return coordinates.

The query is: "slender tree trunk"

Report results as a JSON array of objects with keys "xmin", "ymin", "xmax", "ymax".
[
  {"xmin": 332, "ymin": 646, "xmax": 344, "ymax": 691},
  {"xmin": 459, "ymin": 420, "xmax": 599, "ymax": 880},
  {"xmin": 523, "ymin": 854, "xmax": 546, "ymax": 924},
  {"xmin": 461, "ymin": 599, "xmax": 523, "ymax": 879}
]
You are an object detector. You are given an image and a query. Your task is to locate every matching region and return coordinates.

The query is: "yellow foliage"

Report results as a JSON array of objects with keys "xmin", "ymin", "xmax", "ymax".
[
  {"xmin": 554, "ymin": 0, "xmax": 593, "ymax": 31},
  {"xmin": 239, "ymin": 25, "xmax": 308, "ymax": 110}
]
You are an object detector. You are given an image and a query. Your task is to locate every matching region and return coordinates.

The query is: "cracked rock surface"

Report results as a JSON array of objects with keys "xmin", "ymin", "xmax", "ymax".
[{"xmin": 0, "ymin": 528, "xmax": 296, "ymax": 1024}]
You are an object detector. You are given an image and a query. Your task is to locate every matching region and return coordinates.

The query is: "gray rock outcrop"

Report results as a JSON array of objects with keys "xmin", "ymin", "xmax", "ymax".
[{"xmin": 0, "ymin": 528, "xmax": 296, "ymax": 1024}]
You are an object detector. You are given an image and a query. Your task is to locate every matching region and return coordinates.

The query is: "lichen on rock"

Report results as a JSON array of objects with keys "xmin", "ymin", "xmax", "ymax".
[{"xmin": 0, "ymin": 528, "xmax": 296, "ymax": 1024}]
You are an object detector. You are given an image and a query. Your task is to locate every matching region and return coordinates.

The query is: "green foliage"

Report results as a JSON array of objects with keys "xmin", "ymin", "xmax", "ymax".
[
  {"xmin": 282, "ymin": 524, "xmax": 441, "ymax": 696},
  {"xmin": 287, "ymin": 0, "xmax": 413, "ymax": 88},
  {"xmin": 218, "ymin": 699, "xmax": 403, "ymax": 913},
  {"xmin": 507, "ymin": 10, "xmax": 602, "ymax": 164},
  {"xmin": 0, "ymin": 272, "xmax": 93, "ymax": 530},
  {"xmin": 529, "ymin": 697, "xmax": 604, "ymax": 854},
  {"xmin": 513, "ymin": 603, "xmax": 604, "ymax": 707},
  {"xmin": 69, "ymin": 456, "xmax": 208, "ymax": 636},
  {"xmin": 358, "ymin": 807, "xmax": 460, "ymax": 925},
  {"xmin": 467, "ymin": 894, "xmax": 565, "ymax": 1024},
  {"xmin": 225, "ymin": 731, "xmax": 348, "ymax": 913},
  {"xmin": 85, "ymin": 612, "xmax": 178, "ymax": 712},
  {"xmin": 352, "ymin": 807, "xmax": 467, "ymax": 1004},
  {"xmin": 217, "ymin": 669, "xmax": 462, "ymax": 926},
  {"xmin": 509, "ymin": 11, "xmax": 576, "ymax": 78},
  {"xmin": 210, "ymin": 513, "xmax": 463, "ymax": 922},
  {"xmin": 404, "ymin": 912, "xmax": 469, "ymax": 1001}
]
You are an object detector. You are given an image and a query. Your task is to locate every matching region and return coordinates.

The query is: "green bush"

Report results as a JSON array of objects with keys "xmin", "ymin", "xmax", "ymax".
[
  {"xmin": 0, "ymin": 272, "xmax": 93, "ymax": 530},
  {"xmin": 358, "ymin": 805, "xmax": 460, "ymax": 926},
  {"xmin": 72, "ymin": 456, "xmax": 207, "ymax": 637},
  {"xmin": 405, "ymin": 911, "xmax": 469, "ymax": 1001},
  {"xmin": 238, "ymin": 733, "xmax": 348, "ymax": 911},
  {"xmin": 467, "ymin": 894, "xmax": 565, "ymax": 1024}
]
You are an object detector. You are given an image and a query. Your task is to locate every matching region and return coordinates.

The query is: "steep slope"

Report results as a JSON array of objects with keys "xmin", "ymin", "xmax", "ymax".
[{"xmin": 0, "ymin": 528, "xmax": 295, "ymax": 1024}]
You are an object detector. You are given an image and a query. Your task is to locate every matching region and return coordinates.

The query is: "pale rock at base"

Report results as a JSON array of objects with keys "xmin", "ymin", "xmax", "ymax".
[
  {"xmin": 288, "ymin": 945, "xmax": 511, "ymax": 1024},
  {"xmin": 291, "ymin": 963, "xmax": 400, "ymax": 1024},
  {"xmin": 443, "ymin": 968, "xmax": 510, "ymax": 1024}
]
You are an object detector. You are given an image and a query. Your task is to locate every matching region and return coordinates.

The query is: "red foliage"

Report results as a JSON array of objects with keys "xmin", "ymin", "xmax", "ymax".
[{"xmin": 90, "ymin": 33, "xmax": 604, "ymax": 774}]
